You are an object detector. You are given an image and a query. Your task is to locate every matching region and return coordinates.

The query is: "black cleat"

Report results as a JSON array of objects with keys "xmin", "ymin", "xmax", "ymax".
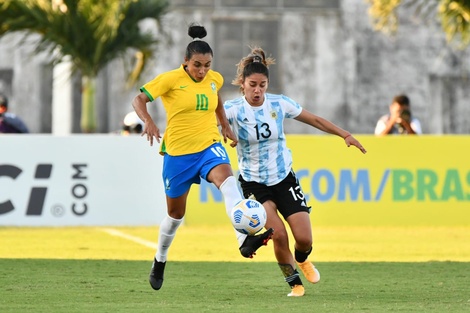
[
  {"xmin": 239, "ymin": 228, "xmax": 274, "ymax": 258},
  {"xmin": 149, "ymin": 258, "xmax": 166, "ymax": 290}
]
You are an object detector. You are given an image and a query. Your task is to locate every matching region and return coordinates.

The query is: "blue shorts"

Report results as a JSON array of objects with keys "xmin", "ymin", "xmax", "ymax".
[{"xmin": 162, "ymin": 142, "xmax": 231, "ymax": 198}]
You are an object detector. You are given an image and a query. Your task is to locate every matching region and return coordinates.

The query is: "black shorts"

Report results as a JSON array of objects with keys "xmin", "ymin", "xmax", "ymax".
[{"xmin": 238, "ymin": 170, "xmax": 311, "ymax": 219}]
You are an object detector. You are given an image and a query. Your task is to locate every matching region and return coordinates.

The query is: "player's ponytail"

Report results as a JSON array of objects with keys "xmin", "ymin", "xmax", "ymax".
[{"xmin": 232, "ymin": 47, "xmax": 275, "ymax": 93}]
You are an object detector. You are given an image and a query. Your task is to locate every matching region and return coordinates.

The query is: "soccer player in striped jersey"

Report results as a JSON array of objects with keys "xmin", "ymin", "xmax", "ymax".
[
  {"xmin": 132, "ymin": 26, "xmax": 273, "ymax": 291},
  {"xmin": 224, "ymin": 47, "xmax": 367, "ymax": 297}
]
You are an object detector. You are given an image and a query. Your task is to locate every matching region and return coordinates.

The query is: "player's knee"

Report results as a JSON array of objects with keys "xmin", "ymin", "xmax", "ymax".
[
  {"xmin": 295, "ymin": 236, "xmax": 312, "ymax": 250},
  {"xmin": 272, "ymin": 228, "xmax": 289, "ymax": 244}
]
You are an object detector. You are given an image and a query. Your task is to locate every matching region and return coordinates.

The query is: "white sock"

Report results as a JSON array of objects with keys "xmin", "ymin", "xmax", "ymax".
[
  {"xmin": 219, "ymin": 176, "xmax": 243, "ymax": 216},
  {"xmin": 219, "ymin": 176, "xmax": 247, "ymax": 246},
  {"xmin": 234, "ymin": 228, "xmax": 247, "ymax": 247},
  {"xmin": 155, "ymin": 214, "xmax": 183, "ymax": 262}
]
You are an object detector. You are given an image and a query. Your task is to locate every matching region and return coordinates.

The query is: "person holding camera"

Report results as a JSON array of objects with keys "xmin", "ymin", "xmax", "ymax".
[
  {"xmin": 374, "ymin": 94, "xmax": 422, "ymax": 135},
  {"xmin": 0, "ymin": 94, "xmax": 29, "ymax": 134}
]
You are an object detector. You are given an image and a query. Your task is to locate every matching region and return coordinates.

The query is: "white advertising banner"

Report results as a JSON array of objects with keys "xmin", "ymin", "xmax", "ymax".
[{"xmin": 0, "ymin": 135, "xmax": 166, "ymax": 226}]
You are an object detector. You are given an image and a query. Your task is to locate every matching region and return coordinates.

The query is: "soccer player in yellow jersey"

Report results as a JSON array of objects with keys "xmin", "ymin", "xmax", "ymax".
[{"xmin": 131, "ymin": 24, "xmax": 274, "ymax": 291}]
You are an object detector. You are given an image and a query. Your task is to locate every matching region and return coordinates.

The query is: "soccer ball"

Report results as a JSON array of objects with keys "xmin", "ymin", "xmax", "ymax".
[{"xmin": 230, "ymin": 199, "xmax": 267, "ymax": 235}]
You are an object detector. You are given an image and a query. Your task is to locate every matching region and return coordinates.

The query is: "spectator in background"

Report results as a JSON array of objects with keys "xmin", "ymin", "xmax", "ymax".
[
  {"xmin": 121, "ymin": 111, "xmax": 144, "ymax": 135},
  {"xmin": 0, "ymin": 94, "xmax": 29, "ymax": 134},
  {"xmin": 375, "ymin": 94, "xmax": 422, "ymax": 136}
]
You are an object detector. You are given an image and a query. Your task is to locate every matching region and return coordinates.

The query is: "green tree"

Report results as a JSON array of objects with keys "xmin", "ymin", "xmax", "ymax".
[
  {"xmin": 0, "ymin": 0, "xmax": 168, "ymax": 132},
  {"xmin": 366, "ymin": 0, "xmax": 470, "ymax": 48}
]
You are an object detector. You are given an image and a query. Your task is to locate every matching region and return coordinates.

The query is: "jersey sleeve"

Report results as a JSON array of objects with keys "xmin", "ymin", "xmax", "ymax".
[
  {"xmin": 140, "ymin": 72, "xmax": 173, "ymax": 101},
  {"xmin": 280, "ymin": 95, "xmax": 302, "ymax": 118},
  {"xmin": 223, "ymin": 99, "xmax": 236, "ymax": 124}
]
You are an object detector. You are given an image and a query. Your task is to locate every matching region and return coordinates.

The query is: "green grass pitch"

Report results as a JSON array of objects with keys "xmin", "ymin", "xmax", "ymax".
[{"xmin": 1, "ymin": 225, "xmax": 469, "ymax": 312}]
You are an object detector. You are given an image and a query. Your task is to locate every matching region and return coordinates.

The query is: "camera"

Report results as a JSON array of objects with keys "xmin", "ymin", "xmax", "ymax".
[{"xmin": 400, "ymin": 109, "xmax": 411, "ymax": 122}]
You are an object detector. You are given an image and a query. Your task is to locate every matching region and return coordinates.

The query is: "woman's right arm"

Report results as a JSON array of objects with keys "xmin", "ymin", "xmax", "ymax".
[{"xmin": 132, "ymin": 92, "xmax": 161, "ymax": 146}]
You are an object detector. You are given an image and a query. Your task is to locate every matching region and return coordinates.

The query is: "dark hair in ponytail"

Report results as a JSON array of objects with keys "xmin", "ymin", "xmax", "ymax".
[
  {"xmin": 232, "ymin": 47, "xmax": 275, "ymax": 94},
  {"xmin": 185, "ymin": 23, "xmax": 213, "ymax": 60}
]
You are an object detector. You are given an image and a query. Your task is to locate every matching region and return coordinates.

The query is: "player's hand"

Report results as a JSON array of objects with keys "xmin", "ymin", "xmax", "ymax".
[
  {"xmin": 142, "ymin": 121, "xmax": 161, "ymax": 146},
  {"xmin": 220, "ymin": 124, "xmax": 238, "ymax": 147},
  {"xmin": 345, "ymin": 135, "xmax": 367, "ymax": 154}
]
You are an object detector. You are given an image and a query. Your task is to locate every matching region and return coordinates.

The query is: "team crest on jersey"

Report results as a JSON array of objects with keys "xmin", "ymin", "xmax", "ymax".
[
  {"xmin": 271, "ymin": 111, "xmax": 278, "ymax": 119},
  {"xmin": 211, "ymin": 82, "xmax": 217, "ymax": 94}
]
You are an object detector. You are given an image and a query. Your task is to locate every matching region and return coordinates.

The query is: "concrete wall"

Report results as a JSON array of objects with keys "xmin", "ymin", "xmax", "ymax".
[{"xmin": 0, "ymin": 0, "xmax": 469, "ymax": 134}]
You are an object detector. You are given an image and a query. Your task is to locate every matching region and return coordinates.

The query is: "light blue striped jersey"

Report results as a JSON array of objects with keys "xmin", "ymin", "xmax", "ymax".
[{"xmin": 224, "ymin": 93, "xmax": 302, "ymax": 186}]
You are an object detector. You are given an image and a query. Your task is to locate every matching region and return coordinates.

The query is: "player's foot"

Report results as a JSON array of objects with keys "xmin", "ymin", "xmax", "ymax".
[
  {"xmin": 149, "ymin": 258, "xmax": 166, "ymax": 290},
  {"xmin": 287, "ymin": 284, "xmax": 305, "ymax": 297},
  {"xmin": 297, "ymin": 260, "xmax": 320, "ymax": 284},
  {"xmin": 239, "ymin": 228, "xmax": 274, "ymax": 258}
]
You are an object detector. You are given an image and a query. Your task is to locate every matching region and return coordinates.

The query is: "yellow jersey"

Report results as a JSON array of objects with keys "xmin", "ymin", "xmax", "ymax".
[{"xmin": 140, "ymin": 65, "xmax": 223, "ymax": 156}]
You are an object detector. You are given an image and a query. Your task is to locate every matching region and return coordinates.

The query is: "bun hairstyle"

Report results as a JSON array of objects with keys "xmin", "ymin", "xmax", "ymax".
[
  {"xmin": 188, "ymin": 24, "xmax": 207, "ymax": 40},
  {"xmin": 185, "ymin": 23, "xmax": 213, "ymax": 60},
  {"xmin": 232, "ymin": 47, "xmax": 275, "ymax": 94}
]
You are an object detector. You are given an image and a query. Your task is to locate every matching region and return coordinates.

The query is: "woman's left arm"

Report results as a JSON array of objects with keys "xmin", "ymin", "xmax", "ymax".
[{"xmin": 295, "ymin": 109, "xmax": 367, "ymax": 154}]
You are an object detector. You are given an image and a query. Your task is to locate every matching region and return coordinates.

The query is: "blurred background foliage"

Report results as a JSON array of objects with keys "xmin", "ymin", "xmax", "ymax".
[
  {"xmin": 366, "ymin": 0, "xmax": 470, "ymax": 48},
  {"xmin": 0, "ymin": 0, "xmax": 169, "ymax": 132}
]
